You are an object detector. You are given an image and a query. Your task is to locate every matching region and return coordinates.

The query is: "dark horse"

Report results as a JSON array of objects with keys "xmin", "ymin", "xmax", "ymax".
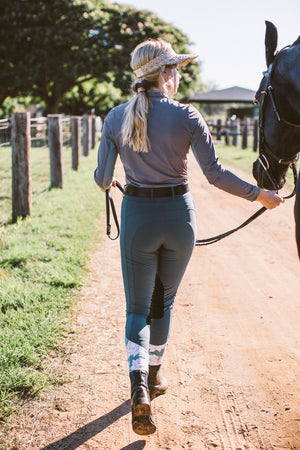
[{"xmin": 252, "ymin": 21, "xmax": 300, "ymax": 258}]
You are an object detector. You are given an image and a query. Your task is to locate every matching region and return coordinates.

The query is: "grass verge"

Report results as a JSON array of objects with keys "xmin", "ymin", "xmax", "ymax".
[
  {"xmin": 215, "ymin": 142, "xmax": 295, "ymax": 189},
  {"xmin": 0, "ymin": 148, "xmax": 102, "ymax": 421}
]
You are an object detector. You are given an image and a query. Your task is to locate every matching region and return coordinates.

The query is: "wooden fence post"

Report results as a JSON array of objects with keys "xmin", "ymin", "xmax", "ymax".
[
  {"xmin": 71, "ymin": 116, "xmax": 81, "ymax": 170},
  {"xmin": 216, "ymin": 119, "xmax": 222, "ymax": 140},
  {"xmin": 242, "ymin": 118, "xmax": 249, "ymax": 149},
  {"xmin": 96, "ymin": 116, "xmax": 103, "ymax": 132},
  {"xmin": 253, "ymin": 118, "xmax": 258, "ymax": 152},
  {"xmin": 225, "ymin": 130, "xmax": 229, "ymax": 145},
  {"xmin": 232, "ymin": 119, "xmax": 239, "ymax": 146},
  {"xmin": 48, "ymin": 114, "xmax": 63, "ymax": 188},
  {"xmin": 91, "ymin": 115, "xmax": 96, "ymax": 149},
  {"xmin": 82, "ymin": 114, "xmax": 91, "ymax": 156},
  {"xmin": 11, "ymin": 113, "xmax": 32, "ymax": 223}
]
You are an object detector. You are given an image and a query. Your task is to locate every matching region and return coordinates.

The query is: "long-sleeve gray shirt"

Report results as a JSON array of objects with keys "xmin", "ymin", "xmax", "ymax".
[{"xmin": 94, "ymin": 91, "xmax": 260, "ymax": 201}]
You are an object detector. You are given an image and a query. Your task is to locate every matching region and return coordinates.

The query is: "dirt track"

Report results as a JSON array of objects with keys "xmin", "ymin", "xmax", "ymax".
[{"xmin": 1, "ymin": 156, "xmax": 300, "ymax": 449}]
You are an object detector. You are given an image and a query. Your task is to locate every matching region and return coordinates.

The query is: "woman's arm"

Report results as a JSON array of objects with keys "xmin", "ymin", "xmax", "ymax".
[
  {"xmin": 94, "ymin": 112, "xmax": 118, "ymax": 191},
  {"xmin": 189, "ymin": 107, "xmax": 283, "ymax": 208}
]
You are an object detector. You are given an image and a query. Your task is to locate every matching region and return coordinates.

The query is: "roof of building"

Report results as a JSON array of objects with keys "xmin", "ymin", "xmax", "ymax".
[{"xmin": 188, "ymin": 86, "xmax": 257, "ymax": 104}]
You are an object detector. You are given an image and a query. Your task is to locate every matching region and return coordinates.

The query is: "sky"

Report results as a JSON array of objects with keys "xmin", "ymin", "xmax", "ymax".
[{"xmin": 115, "ymin": 0, "xmax": 300, "ymax": 92}]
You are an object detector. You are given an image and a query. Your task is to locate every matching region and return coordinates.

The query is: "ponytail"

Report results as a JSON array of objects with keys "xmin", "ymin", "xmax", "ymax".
[
  {"xmin": 121, "ymin": 39, "xmax": 171, "ymax": 153},
  {"xmin": 121, "ymin": 79, "xmax": 158, "ymax": 153}
]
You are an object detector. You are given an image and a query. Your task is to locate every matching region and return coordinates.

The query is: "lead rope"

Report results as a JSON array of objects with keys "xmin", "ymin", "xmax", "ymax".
[
  {"xmin": 195, "ymin": 163, "xmax": 298, "ymax": 246},
  {"xmin": 105, "ymin": 181, "xmax": 124, "ymax": 240},
  {"xmin": 195, "ymin": 206, "xmax": 267, "ymax": 246},
  {"xmin": 105, "ymin": 165, "xmax": 298, "ymax": 245}
]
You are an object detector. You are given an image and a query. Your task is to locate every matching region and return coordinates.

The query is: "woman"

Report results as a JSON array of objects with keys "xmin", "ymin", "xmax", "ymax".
[{"xmin": 94, "ymin": 38, "xmax": 283, "ymax": 435}]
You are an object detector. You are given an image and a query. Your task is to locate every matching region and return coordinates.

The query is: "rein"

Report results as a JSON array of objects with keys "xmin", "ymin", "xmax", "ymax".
[
  {"xmin": 195, "ymin": 162, "xmax": 298, "ymax": 246},
  {"xmin": 105, "ymin": 181, "xmax": 124, "ymax": 240},
  {"xmin": 106, "ymin": 166, "xmax": 297, "ymax": 246},
  {"xmin": 195, "ymin": 205, "xmax": 267, "ymax": 246},
  {"xmin": 105, "ymin": 186, "xmax": 269, "ymax": 246}
]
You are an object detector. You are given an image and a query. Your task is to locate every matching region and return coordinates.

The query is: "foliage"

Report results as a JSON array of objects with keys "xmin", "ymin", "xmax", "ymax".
[
  {"xmin": 0, "ymin": 0, "xmax": 98, "ymax": 111},
  {"xmin": 60, "ymin": 77, "xmax": 124, "ymax": 117},
  {"xmin": 0, "ymin": 147, "xmax": 103, "ymax": 420},
  {"xmin": 0, "ymin": 97, "xmax": 44, "ymax": 119},
  {"xmin": 98, "ymin": 3, "xmax": 202, "ymax": 97},
  {"xmin": 0, "ymin": 0, "xmax": 203, "ymax": 115}
]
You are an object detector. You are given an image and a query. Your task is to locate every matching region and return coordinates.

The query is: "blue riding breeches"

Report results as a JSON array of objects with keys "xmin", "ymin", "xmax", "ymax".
[{"xmin": 120, "ymin": 191, "xmax": 197, "ymax": 372}]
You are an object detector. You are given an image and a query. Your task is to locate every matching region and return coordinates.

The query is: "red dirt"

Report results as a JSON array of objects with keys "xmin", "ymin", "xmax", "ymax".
[{"xmin": 1, "ymin": 156, "xmax": 299, "ymax": 450}]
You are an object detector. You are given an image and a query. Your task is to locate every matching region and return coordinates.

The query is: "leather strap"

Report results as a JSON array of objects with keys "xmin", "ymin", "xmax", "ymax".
[
  {"xmin": 124, "ymin": 184, "xmax": 189, "ymax": 198},
  {"xmin": 106, "ymin": 181, "xmax": 124, "ymax": 240}
]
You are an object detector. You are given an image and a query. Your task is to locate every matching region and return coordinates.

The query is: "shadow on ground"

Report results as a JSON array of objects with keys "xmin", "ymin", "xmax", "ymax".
[{"xmin": 41, "ymin": 400, "xmax": 145, "ymax": 450}]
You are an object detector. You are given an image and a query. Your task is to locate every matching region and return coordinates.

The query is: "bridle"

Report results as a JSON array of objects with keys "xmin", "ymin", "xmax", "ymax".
[{"xmin": 255, "ymin": 45, "xmax": 300, "ymax": 193}]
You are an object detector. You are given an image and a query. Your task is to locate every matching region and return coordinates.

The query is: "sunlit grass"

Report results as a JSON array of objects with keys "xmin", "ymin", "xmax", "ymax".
[
  {"xmin": 215, "ymin": 141, "xmax": 295, "ymax": 189},
  {"xmin": 0, "ymin": 146, "xmax": 103, "ymax": 420}
]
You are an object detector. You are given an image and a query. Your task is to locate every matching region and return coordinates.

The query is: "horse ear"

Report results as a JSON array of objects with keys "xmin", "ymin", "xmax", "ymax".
[{"xmin": 265, "ymin": 21, "xmax": 278, "ymax": 67}]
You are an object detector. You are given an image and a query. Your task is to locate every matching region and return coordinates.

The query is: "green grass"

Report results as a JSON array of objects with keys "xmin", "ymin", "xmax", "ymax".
[
  {"xmin": 0, "ymin": 142, "xmax": 79, "ymax": 225},
  {"xmin": 215, "ymin": 141, "xmax": 295, "ymax": 189},
  {"xmin": 215, "ymin": 141, "xmax": 258, "ymax": 172},
  {"xmin": 0, "ymin": 145, "xmax": 103, "ymax": 420}
]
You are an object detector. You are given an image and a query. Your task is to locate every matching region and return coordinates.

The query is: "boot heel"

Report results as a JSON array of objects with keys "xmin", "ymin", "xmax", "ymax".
[
  {"xmin": 134, "ymin": 403, "xmax": 151, "ymax": 417},
  {"xmin": 148, "ymin": 365, "xmax": 168, "ymax": 400},
  {"xmin": 130, "ymin": 370, "xmax": 156, "ymax": 435},
  {"xmin": 132, "ymin": 404, "xmax": 156, "ymax": 435}
]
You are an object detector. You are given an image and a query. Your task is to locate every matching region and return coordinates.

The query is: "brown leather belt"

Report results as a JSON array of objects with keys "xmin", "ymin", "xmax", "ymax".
[{"xmin": 124, "ymin": 184, "xmax": 189, "ymax": 198}]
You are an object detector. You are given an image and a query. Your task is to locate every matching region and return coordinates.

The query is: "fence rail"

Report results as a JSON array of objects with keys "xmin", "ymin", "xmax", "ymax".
[
  {"xmin": 62, "ymin": 117, "xmax": 71, "ymax": 148},
  {"xmin": 0, "ymin": 118, "xmax": 11, "ymax": 147},
  {"xmin": 2, "ymin": 113, "xmax": 100, "ymax": 223},
  {"xmin": 2, "ymin": 112, "xmax": 257, "ymax": 224},
  {"xmin": 207, "ymin": 118, "xmax": 259, "ymax": 151},
  {"xmin": 30, "ymin": 117, "xmax": 48, "ymax": 147}
]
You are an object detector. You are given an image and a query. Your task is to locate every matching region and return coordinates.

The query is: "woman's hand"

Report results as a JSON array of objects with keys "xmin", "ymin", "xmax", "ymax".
[
  {"xmin": 100, "ymin": 179, "xmax": 117, "ymax": 193},
  {"xmin": 256, "ymin": 189, "xmax": 284, "ymax": 209}
]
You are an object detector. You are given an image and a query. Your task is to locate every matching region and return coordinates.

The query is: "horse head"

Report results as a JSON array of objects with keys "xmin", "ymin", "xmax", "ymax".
[{"xmin": 252, "ymin": 21, "xmax": 300, "ymax": 190}]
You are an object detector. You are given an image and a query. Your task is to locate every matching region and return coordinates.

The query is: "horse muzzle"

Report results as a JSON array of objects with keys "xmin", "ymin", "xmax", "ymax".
[
  {"xmin": 252, "ymin": 158, "xmax": 286, "ymax": 190},
  {"xmin": 252, "ymin": 158, "xmax": 269, "ymax": 189}
]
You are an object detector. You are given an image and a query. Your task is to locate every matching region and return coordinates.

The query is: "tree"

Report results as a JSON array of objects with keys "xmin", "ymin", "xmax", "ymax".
[
  {"xmin": 0, "ymin": 0, "xmax": 105, "ymax": 112},
  {"xmin": 61, "ymin": 76, "xmax": 123, "ymax": 117},
  {"xmin": 60, "ymin": 3, "xmax": 204, "ymax": 117},
  {"xmin": 0, "ymin": 1, "xmax": 203, "ymax": 114},
  {"xmin": 97, "ymin": 3, "xmax": 203, "ymax": 98}
]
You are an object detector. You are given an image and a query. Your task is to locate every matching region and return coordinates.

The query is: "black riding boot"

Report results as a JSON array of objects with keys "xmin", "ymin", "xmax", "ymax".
[
  {"xmin": 129, "ymin": 370, "xmax": 156, "ymax": 435},
  {"xmin": 148, "ymin": 365, "xmax": 168, "ymax": 401}
]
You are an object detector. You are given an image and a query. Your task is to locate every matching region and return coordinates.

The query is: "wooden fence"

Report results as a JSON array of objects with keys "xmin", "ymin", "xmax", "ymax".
[
  {"xmin": 3, "ymin": 113, "xmax": 258, "ymax": 224},
  {"xmin": 207, "ymin": 118, "xmax": 259, "ymax": 151},
  {"xmin": 4, "ymin": 113, "xmax": 100, "ymax": 223}
]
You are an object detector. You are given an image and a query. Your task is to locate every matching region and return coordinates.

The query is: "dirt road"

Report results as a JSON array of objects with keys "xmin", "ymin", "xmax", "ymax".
[{"xmin": 1, "ymin": 156, "xmax": 300, "ymax": 449}]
